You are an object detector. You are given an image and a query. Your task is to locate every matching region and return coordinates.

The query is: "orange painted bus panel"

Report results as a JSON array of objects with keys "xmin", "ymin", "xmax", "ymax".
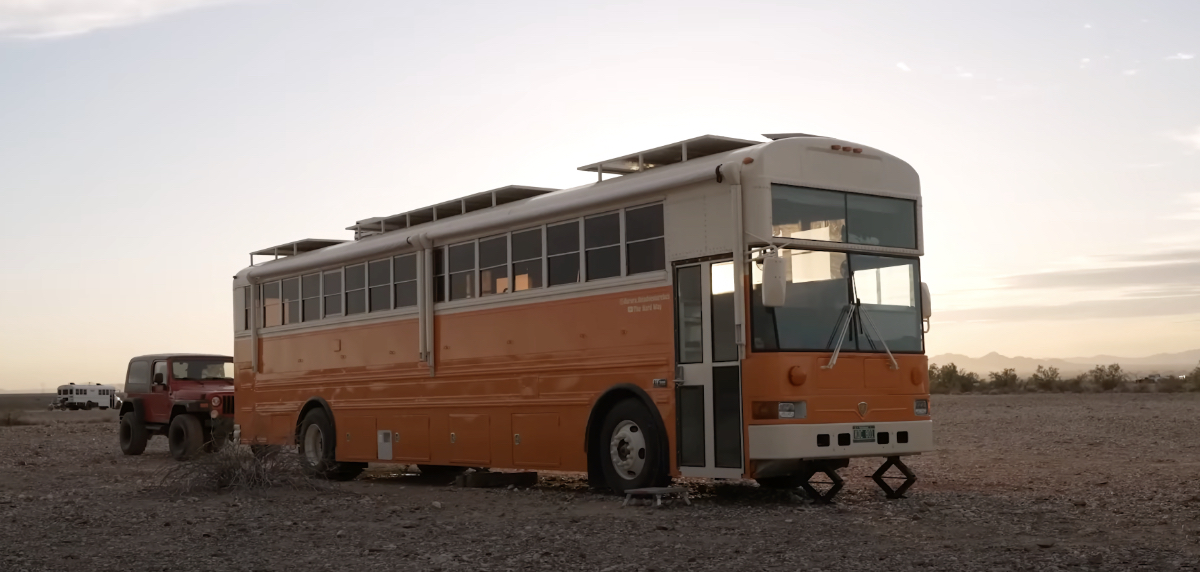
[
  {"xmin": 511, "ymin": 413, "xmax": 561, "ymax": 468},
  {"xmin": 338, "ymin": 416, "xmax": 378, "ymax": 461},
  {"xmin": 379, "ymin": 415, "xmax": 431, "ymax": 461},
  {"xmin": 448, "ymin": 414, "xmax": 491, "ymax": 465},
  {"xmin": 863, "ymin": 359, "xmax": 906, "ymax": 389}
]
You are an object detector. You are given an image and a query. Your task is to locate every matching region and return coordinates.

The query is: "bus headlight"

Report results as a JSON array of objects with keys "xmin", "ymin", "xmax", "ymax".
[
  {"xmin": 752, "ymin": 401, "xmax": 806, "ymax": 420},
  {"xmin": 914, "ymin": 399, "xmax": 929, "ymax": 416}
]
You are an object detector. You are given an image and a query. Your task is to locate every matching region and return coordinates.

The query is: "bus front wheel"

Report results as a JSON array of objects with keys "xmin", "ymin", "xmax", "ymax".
[{"xmin": 598, "ymin": 398, "xmax": 668, "ymax": 493}]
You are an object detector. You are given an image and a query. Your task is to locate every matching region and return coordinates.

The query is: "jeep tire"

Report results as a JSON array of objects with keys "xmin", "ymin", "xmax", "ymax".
[
  {"xmin": 298, "ymin": 408, "xmax": 364, "ymax": 481},
  {"xmin": 119, "ymin": 413, "xmax": 148, "ymax": 456},
  {"xmin": 168, "ymin": 414, "xmax": 204, "ymax": 461}
]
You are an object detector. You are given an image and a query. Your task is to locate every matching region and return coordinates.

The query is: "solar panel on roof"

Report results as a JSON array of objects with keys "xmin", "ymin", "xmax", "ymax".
[
  {"xmin": 346, "ymin": 185, "xmax": 558, "ymax": 240},
  {"xmin": 576, "ymin": 134, "xmax": 761, "ymax": 176}
]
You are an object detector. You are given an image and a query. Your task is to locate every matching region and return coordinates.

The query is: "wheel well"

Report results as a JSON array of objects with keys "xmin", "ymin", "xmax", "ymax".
[
  {"xmin": 170, "ymin": 405, "xmax": 188, "ymax": 421},
  {"xmin": 583, "ymin": 384, "xmax": 668, "ymax": 484},
  {"xmin": 295, "ymin": 397, "xmax": 334, "ymax": 447}
]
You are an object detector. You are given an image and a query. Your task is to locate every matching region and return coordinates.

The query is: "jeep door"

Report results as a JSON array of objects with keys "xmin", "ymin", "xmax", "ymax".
[{"xmin": 143, "ymin": 360, "xmax": 172, "ymax": 424}]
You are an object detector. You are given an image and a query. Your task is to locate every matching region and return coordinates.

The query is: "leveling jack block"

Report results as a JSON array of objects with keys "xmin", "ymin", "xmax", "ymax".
[
  {"xmin": 871, "ymin": 456, "xmax": 917, "ymax": 499},
  {"xmin": 798, "ymin": 464, "xmax": 845, "ymax": 504}
]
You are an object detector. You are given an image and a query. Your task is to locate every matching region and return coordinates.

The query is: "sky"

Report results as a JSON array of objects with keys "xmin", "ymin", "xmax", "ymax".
[{"xmin": 0, "ymin": 0, "xmax": 1197, "ymax": 390}]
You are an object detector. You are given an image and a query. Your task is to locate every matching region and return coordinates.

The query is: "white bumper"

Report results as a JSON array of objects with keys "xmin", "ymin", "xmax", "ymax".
[{"xmin": 748, "ymin": 420, "xmax": 933, "ymax": 460}]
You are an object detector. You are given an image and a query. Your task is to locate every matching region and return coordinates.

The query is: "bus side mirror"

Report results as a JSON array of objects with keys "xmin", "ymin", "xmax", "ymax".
[
  {"xmin": 153, "ymin": 373, "xmax": 165, "ymax": 385},
  {"xmin": 761, "ymin": 254, "xmax": 786, "ymax": 308},
  {"xmin": 920, "ymin": 282, "xmax": 932, "ymax": 320}
]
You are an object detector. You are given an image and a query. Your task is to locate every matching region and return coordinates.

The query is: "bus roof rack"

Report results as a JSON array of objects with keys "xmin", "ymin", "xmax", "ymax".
[
  {"xmin": 577, "ymin": 134, "xmax": 760, "ymax": 177},
  {"xmin": 347, "ymin": 185, "xmax": 558, "ymax": 240},
  {"xmin": 250, "ymin": 239, "xmax": 348, "ymax": 259}
]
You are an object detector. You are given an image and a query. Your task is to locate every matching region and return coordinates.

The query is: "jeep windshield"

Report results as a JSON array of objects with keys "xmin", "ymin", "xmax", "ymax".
[{"xmin": 171, "ymin": 360, "xmax": 234, "ymax": 382}]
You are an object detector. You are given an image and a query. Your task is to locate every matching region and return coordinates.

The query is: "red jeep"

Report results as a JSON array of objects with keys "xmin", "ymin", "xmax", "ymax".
[{"xmin": 118, "ymin": 354, "xmax": 235, "ymax": 461}]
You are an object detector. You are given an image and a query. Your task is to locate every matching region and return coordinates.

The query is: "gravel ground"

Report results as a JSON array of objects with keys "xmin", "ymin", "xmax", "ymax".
[{"xmin": 2, "ymin": 393, "xmax": 1199, "ymax": 571}]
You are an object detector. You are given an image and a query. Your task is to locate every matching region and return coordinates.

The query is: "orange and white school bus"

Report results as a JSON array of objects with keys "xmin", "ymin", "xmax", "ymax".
[{"xmin": 231, "ymin": 133, "xmax": 933, "ymax": 498}]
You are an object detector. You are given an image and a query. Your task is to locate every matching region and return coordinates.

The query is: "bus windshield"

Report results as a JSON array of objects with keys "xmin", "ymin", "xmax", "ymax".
[
  {"xmin": 172, "ymin": 360, "xmax": 235, "ymax": 381},
  {"xmin": 750, "ymin": 250, "xmax": 923, "ymax": 353}
]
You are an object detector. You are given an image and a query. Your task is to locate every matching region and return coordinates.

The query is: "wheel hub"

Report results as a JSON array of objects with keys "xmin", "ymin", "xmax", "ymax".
[
  {"xmin": 303, "ymin": 424, "xmax": 324, "ymax": 467},
  {"xmin": 608, "ymin": 420, "xmax": 646, "ymax": 480}
]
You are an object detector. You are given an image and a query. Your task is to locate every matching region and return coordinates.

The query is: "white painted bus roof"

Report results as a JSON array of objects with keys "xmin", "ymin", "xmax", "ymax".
[{"xmin": 238, "ymin": 134, "xmax": 919, "ymax": 284}]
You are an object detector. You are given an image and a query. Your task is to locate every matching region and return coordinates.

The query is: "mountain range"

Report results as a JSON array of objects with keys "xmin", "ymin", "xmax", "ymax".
[{"xmin": 929, "ymin": 349, "xmax": 1200, "ymax": 377}]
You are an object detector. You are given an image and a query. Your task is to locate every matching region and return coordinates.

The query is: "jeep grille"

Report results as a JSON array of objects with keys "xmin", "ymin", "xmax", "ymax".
[{"xmin": 222, "ymin": 395, "xmax": 235, "ymax": 415}]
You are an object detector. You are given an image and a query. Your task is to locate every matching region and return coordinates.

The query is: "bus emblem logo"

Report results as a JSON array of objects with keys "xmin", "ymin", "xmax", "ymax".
[{"xmin": 857, "ymin": 402, "xmax": 868, "ymax": 417}]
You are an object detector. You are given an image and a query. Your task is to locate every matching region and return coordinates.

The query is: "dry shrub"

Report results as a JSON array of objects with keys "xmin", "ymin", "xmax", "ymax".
[
  {"xmin": 0, "ymin": 411, "xmax": 36, "ymax": 427},
  {"xmin": 1157, "ymin": 377, "xmax": 1186, "ymax": 393},
  {"xmin": 157, "ymin": 445, "xmax": 328, "ymax": 494}
]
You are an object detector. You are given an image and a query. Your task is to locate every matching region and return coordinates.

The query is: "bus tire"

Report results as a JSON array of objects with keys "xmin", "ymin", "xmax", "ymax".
[
  {"xmin": 297, "ymin": 408, "xmax": 364, "ymax": 481},
  {"xmin": 119, "ymin": 413, "xmax": 148, "ymax": 456},
  {"xmin": 598, "ymin": 398, "xmax": 668, "ymax": 493},
  {"xmin": 168, "ymin": 415, "xmax": 204, "ymax": 461}
]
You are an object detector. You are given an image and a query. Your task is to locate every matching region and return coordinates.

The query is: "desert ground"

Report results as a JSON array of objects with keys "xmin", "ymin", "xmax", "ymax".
[{"xmin": 2, "ymin": 393, "xmax": 1199, "ymax": 572}]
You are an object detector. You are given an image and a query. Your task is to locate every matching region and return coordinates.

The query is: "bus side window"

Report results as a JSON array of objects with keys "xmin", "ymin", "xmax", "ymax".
[
  {"xmin": 433, "ymin": 248, "xmax": 446, "ymax": 303},
  {"xmin": 394, "ymin": 254, "xmax": 418, "ymax": 308},
  {"xmin": 547, "ymin": 221, "xmax": 580, "ymax": 286},
  {"xmin": 448, "ymin": 242, "xmax": 476, "ymax": 301},
  {"xmin": 584, "ymin": 212, "xmax": 620, "ymax": 281},
  {"xmin": 511, "ymin": 227, "xmax": 543, "ymax": 291},
  {"xmin": 625, "ymin": 203, "xmax": 665, "ymax": 274},
  {"xmin": 479, "ymin": 235, "xmax": 508, "ymax": 296},
  {"xmin": 345, "ymin": 264, "xmax": 367, "ymax": 315},
  {"xmin": 323, "ymin": 270, "xmax": 343, "ymax": 317},
  {"xmin": 368, "ymin": 259, "xmax": 392, "ymax": 312}
]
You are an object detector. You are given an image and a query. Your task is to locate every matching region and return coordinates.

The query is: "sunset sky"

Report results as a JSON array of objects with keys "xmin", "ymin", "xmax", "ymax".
[{"xmin": 1, "ymin": 0, "xmax": 1197, "ymax": 390}]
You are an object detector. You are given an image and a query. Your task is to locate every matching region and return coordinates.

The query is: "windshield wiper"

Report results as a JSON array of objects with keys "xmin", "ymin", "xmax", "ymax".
[{"xmin": 821, "ymin": 300, "xmax": 899, "ymax": 371}]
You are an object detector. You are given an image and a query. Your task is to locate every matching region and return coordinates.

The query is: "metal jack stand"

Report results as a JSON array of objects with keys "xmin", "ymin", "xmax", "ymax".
[
  {"xmin": 798, "ymin": 464, "xmax": 845, "ymax": 504},
  {"xmin": 872, "ymin": 456, "xmax": 917, "ymax": 499}
]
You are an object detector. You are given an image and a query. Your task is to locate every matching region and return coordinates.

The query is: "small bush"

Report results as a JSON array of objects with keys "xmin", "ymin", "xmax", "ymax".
[
  {"xmin": 156, "ymin": 445, "xmax": 327, "ymax": 494},
  {"xmin": 1157, "ymin": 377, "xmax": 1186, "ymax": 393}
]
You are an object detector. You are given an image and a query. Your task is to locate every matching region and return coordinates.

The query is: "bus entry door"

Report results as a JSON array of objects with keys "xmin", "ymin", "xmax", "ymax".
[{"xmin": 674, "ymin": 260, "xmax": 743, "ymax": 478}]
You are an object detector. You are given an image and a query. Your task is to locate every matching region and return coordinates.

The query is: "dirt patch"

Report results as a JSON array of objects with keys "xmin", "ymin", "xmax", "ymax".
[{"xmin": 1, "ymin": 394, "xmax": 1199, "ymax": 571}]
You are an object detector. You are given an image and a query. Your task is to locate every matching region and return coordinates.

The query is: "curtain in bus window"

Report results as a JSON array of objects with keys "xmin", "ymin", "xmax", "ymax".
[{"xmin": 846, "ymin": 194, "xmax": 917, "ymax": 249}]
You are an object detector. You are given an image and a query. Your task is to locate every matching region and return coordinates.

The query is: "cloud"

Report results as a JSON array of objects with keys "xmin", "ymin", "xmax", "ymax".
[
  {"xmin": 1167, "ymin": 53, "xmax": 1195, "ymax": 60},
  {"xmin": 1166, "ymin": 193, "xmax": 1200, "ymax": 221},
  {"xmin": 1122, "ymin": 69, "xmax": 1138, "ymax": 76},
  {"xmin": 1174, "ymin": 125, "xmax": 1200, "ymax": 152},
  {"xmin": 0, "ymin": 0, "xmax": 243, "ymax": 39},
  {"xmin": 1083, "ymin": 23, "xmax": 1093, "ymax": 29},
  {"xmin": 896, "ymin": 62, "xmax": 911, "ymax": 72},
  {"xmin": 937, "ymin": 294, "xmax": 1200, "ymax": 323},
  {"xmin": 999, "ymin": 256, "xmax": 1200, "ymax": 291}
]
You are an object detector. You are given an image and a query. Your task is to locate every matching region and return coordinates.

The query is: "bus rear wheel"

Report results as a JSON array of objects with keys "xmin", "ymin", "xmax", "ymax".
[
  {"xmin": 297, "ymin": 408, "xmax": 364, "ymax": 481},
  {"xmin": 598, "ymin": 398, "xmax": 668, "ymax": 493}
]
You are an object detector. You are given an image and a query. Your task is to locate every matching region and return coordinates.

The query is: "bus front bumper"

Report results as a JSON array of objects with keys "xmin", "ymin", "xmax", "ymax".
[{"xmin": 747, "ymin": 420, "xmax": 933, "ymax": 460}]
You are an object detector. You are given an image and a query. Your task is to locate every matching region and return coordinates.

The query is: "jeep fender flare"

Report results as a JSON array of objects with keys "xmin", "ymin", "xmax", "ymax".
[{"xmin": 120, "ymin": 398, "xmax": 145, "ymax": 423}]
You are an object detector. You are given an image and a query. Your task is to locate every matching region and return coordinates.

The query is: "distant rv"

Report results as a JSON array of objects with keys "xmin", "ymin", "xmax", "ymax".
[{"xmin": 50, "ymin": 383, "xmax": 118, "ymax": 411}]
